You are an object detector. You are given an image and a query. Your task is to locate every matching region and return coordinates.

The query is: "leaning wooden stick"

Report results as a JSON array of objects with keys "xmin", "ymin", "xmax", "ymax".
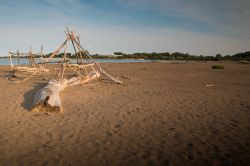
[{"xmin": 46, "ymin": 39, "xmax": 68, "ymax": 63}]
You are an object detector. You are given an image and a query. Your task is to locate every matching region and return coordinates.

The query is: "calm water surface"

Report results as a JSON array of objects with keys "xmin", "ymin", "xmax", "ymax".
[{"xmin": 0, "ymin": 58, "xmax": 152, "ymax": 65}]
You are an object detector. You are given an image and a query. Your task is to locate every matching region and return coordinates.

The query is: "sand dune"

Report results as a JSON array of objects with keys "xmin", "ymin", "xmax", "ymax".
[{"xmin": 0, "ymin": 62, "xmax": 249, "ymax": 165}]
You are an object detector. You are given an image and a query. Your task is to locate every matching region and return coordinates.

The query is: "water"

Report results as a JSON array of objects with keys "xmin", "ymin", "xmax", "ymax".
[{"xmin": 0, "ymin": 58, "xmax": 152, "ymax": 65}]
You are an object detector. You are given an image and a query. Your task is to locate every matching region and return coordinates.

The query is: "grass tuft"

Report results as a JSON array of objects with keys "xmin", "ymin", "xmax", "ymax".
[{"xmin": 212, "ymin": 65, "xmax": 224, "ymax": 69}]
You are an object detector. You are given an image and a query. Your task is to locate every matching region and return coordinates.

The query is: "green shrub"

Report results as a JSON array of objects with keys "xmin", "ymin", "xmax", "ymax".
[{"xmin": 212, "ymin": 65, "xmax": 224, "ymax": 69}]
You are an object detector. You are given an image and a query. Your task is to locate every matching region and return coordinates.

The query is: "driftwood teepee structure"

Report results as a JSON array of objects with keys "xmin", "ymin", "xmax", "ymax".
[{"xmin": 31, "ymin": 27, "xmax": 122, "ymax": 113}]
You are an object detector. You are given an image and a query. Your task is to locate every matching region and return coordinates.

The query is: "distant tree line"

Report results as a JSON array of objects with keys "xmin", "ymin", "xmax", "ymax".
[
  {"xmin": 9, "ymin": 51, "xmax": 250, "ymax": 61},
  {"xmin": 111, "ymin": 51, "xmax": 250, "ymax": 61}
]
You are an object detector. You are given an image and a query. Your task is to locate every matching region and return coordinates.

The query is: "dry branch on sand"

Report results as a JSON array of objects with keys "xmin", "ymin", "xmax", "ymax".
[{"xmin": 31, "ymin": 71, "xmax": 100, "ymax": 113}]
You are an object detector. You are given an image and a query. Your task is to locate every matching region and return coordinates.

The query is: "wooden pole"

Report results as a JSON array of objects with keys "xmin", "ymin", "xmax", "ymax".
[
  {"xmin": 29, "ymin": 45, "xmax": 32, "ymax": 67},
  {"xmin": 46, "ymin": 39, "xmax": 68, "ymax": 62},
  {"xmin": 63, "ymin": 42, "xmax": 68, "ymax": 63},
  {"xmin": 66, "ymin": 27, "xmax": 79, "ymax": 64},
  {"xmin": 9, "ymin": 50, "xmax": 14, "ymax": 71},
  {"xmin": 41, "ymin": 45, "xmax": 44, "ymax": 65},
  {"xmin": 17, "ymin": 50, "xmax": 20, "ymax": 66},
  {"xmin": 75, "ymin": 34, "xmax": 84, "ymax": 63},
  {"xmin": 60, "ymin": 41, "xmax": 68, "ymax": 79}
]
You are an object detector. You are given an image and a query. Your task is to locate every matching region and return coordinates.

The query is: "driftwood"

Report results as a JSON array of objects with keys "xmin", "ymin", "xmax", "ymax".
[
  {"xmin": 101, "ymin": 69, "xmax": 122, "ymax": 84},
  {"xmin": 30, "ymin": 27, "xmax": 122, "ymax": 113},
  {"xmin": 31, "ymin": 71, "xmax": 100, "ymax": 113},
  {"xmin": 9, "ymin": 66, "xmax": 49, "ymax": 83},
  {"xmin": 9, "ymin": 48, "xmax": 49, "ymax": 83},
  {"xmin": 121, "ymin": 75, "xmax": 132, "ymax": 79},
  {"xmin": 14, "ymin": 66, "xmax": 49, "ymax": 73},
  {"xmin": 67, "ymin": 63, "xmax": 95, "ymax": 69}
]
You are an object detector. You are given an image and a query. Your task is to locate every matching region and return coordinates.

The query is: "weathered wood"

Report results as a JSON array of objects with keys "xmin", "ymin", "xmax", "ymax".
[
  {"xmin": 66, "ymin": 27, "xmax": 80, "ymax": 63},
  {"xmin": 67, "ymin": 63, "xmax": 95, "ymax": 69},
  {"xmin": 17, "ymin": 50, "xmax": 20, "ymax": 66},
  {"xmin": 46, "ymin": 39, "xmax": 68, "ymax": 62},
  {"xmin": 71, "ymin": 37, "xmax": 122, "ymax": 84},
  {"xmin": 102, "ymin": 69, "xmax": 122, "ymax": 84},
  {"xmin": 14, "ymin": 66, "xmax": 49, "ymax": 73},
  {"xmin": 67, "ymin": 64, "xmax": 85, "ymax": 79},
  {"xmin": 40, "ymin": 45, "xmax": 44, "ymax": 65},
  {"xmin": 11, "ymin": 66, "xmax": 49, "ymax": 83},
  {"xmin": 9, "ymin": 51, "xmax": 14, "ymax": 71},
  {"xmin": 31, "ymin": 71, "xmax": 100, "ymax": 113},
  {"xmin": 9, "ymin": 49, "xmax": 49, "ymax": 84},
  {"xmin": 121, "ymin": 75, "xmax": 132, "ymax": 79},
  {"xmin": 21, "ymin": 27, "xmax": 123, "ymax": 113},
  {"xmin": 31, "ymin": 79, "xmax": 66, "ymax": 113}
]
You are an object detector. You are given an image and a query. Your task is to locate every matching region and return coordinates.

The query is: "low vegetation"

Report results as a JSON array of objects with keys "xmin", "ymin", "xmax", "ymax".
[
  {"xmin": 212, "ymin": 65, "xmax": 224, "ymax": 69},
  {"xmin": 97, "ymin": 51, "xmax": 250, "ymax": 61}
]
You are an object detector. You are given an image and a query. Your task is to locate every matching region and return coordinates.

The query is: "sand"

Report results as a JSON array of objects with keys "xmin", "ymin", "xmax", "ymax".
[{"xmin": 0, "ymin": 62, "xmax": 249, "ymax": 166}]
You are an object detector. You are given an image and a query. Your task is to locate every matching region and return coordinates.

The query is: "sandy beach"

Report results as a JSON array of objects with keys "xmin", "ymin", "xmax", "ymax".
[{"xmin": 0, "ymin": 61, "xmax": 249, "ymax": 165}]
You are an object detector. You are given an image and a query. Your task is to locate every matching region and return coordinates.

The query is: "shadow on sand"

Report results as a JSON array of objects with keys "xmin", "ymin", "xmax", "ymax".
[{"xmin": 21, "ymin": 82, "xmax": 47, "ymax": 110}]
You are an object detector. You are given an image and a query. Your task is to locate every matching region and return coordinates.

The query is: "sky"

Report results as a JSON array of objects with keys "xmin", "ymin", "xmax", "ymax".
[{"xmin": 0, "ymin": 0, "xmax": 249, "ymax": 56}]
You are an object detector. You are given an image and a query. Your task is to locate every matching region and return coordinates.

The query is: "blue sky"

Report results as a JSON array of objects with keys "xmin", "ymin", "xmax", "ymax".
[{"xmin": 0, "ymin": 0, "xmax": 249, "ymax": 56}]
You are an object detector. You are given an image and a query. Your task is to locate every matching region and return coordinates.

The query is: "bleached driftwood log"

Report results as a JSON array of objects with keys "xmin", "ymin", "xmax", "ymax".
[{"xmin": 31, "ymin": 71, "xmax": 100, "ymax": 113}]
